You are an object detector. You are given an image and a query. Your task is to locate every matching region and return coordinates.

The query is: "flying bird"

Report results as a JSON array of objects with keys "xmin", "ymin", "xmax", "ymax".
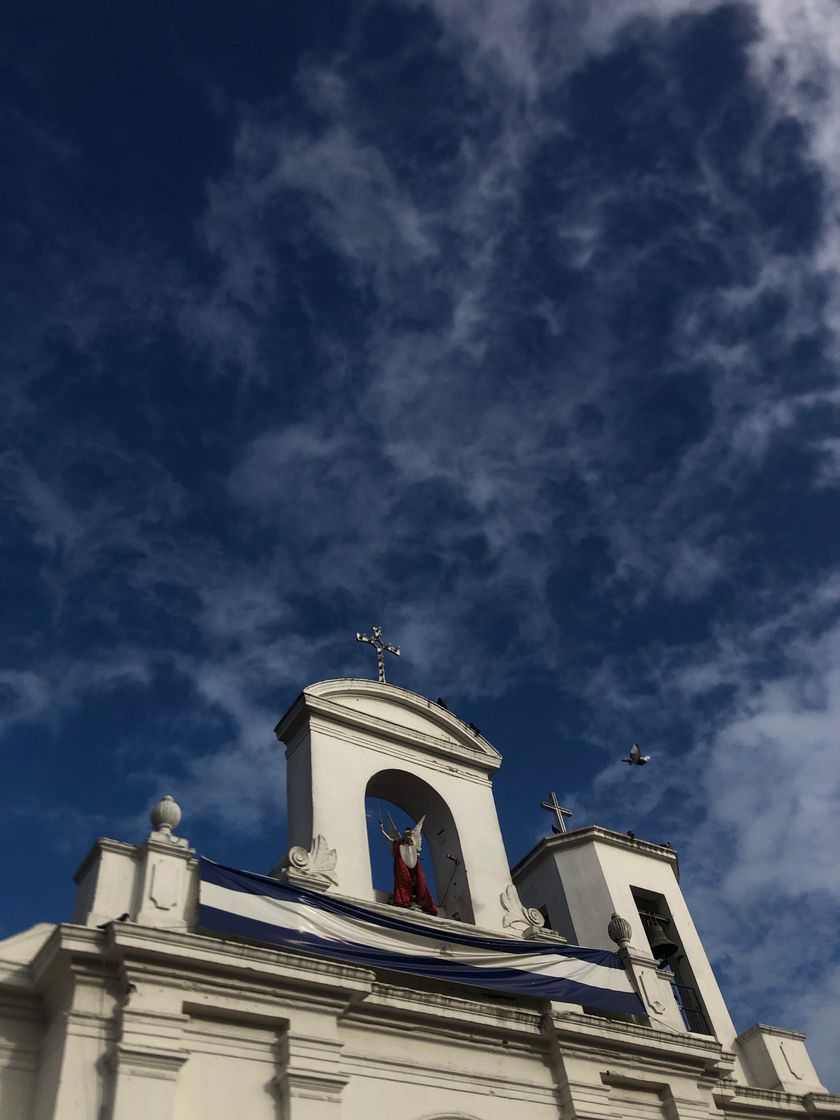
[{"xmin": 623, "ymin": 743, "xmax": 650, "ymax": 766}]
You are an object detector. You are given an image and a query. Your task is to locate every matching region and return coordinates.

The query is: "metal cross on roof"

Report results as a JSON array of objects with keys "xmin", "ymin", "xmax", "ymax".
[
  {"xmin": 355, "ymin": 625, "xmax": 400, "ymax": 684},
  {"xmin": 540, "ymin": 791, "xmax": 573, "ymax": 834}
]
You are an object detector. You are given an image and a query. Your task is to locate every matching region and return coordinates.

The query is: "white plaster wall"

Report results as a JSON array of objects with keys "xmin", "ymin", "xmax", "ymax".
[
  {"xmin": 301, "ymin": 720, "xmax": 514, "ymax": 928},
  {"xmin": 340, "ymin": 1020, "xmax": 560, "ymax": 1120},
  {"xmin": 32, "ymin": 972, "xmax": 119, "ymax": 1120},
  {"xmin": 285, "ymin": 732, "xmax": 313, "ymax": 852},
  {"xmin": 516, "ymin": 842, "xmax": 608, "ymax": 945},
  {"xmin": 516, "ymin": 836, "xmax": 742, "ymax": 1056},
  {"xmin": 72, "ymin": 836, "xmax": 198, "ymax": 932},
  {"xmin": 736, "ymin": 1026, "xmax": 828, "ymax": 1093},
  {"xmin": 334, "ymin": 692, "xmax": 466, "ymax": 746},
  {"xmin": 0, "ymin": 926, "xmax": 53, "ymax": 1120},
  {"xmin": 174, "ymin": 1016, "xmax": 283, "ymax": 1119},
  {"xmin": 0, "ymin": 1013, "xmax": 38, "ymax": 1120},
  {"xmin": 279, "ymin": 681, "xmax": 517, "ymax": 930},
  {"xmin": 72, "ymin": 842, "xmax": 137, "ymax": 927},
  {"xmin": 0, "ymin": 903, "xmax": 836, "ymax": 1120},
  {"xmin": 1, "ymin": 681, "xmax": 834, "ymax": 1118},
  {"xmin": 340, "ymin": 1074, "xmax": 558, "ymax": 1120},
  {"xmin": 29, "ymin": 1011, "xmax": 64, "ymax": 1120},
  {"xmin": 586, "ymin": 839, "xmax": 738, "ymax": 1049}
]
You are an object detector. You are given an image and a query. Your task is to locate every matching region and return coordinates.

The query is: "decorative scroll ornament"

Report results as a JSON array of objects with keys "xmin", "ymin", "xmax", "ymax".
[
  {"xmin": 273, "ymin": 835, "xmax": 338, "ymax": 892},
  {"xmin": 500, "ymin": 884, "xmax": 546, "ymax": 934}
]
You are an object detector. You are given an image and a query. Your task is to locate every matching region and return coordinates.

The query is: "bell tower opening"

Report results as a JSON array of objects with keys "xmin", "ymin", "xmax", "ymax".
[
  {"xmin": 365, "ymin": 769, "xmax": 474, "ymax": 924},
  {"xmin": 631, "ymin": 886, "xmax": 713, "ymax": 1035},
  {"xmin": 276, "ymin": 678, "xmax": 517, "ymax": 930}
]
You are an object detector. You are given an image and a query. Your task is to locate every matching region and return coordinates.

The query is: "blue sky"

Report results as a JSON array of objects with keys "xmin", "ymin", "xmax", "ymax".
[{"xmin": 2, "ymin": 0, "xmax": 839, "ymax": 1086}]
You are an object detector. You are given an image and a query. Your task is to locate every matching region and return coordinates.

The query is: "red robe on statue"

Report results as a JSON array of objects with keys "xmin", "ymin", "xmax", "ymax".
[{"xmin": 391, "ymin": 840, "xmax": 438, "ymax": 915}]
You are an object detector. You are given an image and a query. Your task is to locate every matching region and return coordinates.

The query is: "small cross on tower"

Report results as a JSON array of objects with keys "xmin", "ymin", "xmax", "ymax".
[
  {"xmin": 540, "ymin": 791, "xmax": 573, "ymax": 834},
  {"xmin": 356, "ymin": 625, "xmax": 400, "ymax": 684}
]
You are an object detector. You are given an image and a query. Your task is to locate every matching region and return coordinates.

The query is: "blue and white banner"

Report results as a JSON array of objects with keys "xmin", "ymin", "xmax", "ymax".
[{"xmin": 199, "ymin": 859, "xmax": 643, "ymax": 1015}]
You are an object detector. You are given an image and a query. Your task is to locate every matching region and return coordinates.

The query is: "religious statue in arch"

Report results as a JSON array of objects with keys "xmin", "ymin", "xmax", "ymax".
[{"xmin": 379, "ymin": 811, "xmax": 438, "ymax": 916}]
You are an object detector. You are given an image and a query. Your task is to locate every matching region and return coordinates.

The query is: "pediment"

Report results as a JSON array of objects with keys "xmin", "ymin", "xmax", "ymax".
[{"xmin": 276, "ymin": 678, "xmax": 502, "ymax": 771}]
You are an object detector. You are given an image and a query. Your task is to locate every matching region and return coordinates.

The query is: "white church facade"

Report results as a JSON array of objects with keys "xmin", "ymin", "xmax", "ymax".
[{"xmin": 0, "ymin": 676, "xmax": 836, "ymax": 1119}]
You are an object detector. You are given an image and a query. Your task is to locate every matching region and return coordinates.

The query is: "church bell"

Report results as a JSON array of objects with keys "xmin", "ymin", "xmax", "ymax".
[{"xmin": 643, "ymin": 914, "xmax": 679, "ymax": 960}]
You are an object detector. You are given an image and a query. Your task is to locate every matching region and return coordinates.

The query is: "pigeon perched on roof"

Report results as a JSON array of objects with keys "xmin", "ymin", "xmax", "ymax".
[{"xmin": 622, "ymin": 742, "xmax": 650, "ymax": 766}]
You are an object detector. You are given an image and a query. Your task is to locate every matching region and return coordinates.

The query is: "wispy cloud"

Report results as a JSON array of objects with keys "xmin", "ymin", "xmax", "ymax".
[
  {"xmin": 576, "ymin": 574, "xmax": 840, "ymax": 1079},
  {"xmin": 2, "ymin": 0, "xmax": 839, "ymax": 1085}
]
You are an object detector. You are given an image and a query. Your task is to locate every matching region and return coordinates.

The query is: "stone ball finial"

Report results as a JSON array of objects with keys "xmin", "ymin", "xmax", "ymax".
[
  {"xmin": 608, "ymin": 912, "xmax": 633, "ymax": 948},
  {"xmin": 150, "ymin": 794, "xmax": 182, "ymax": 836}
]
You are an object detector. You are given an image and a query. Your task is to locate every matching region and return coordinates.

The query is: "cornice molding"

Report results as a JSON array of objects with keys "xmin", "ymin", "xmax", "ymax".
[
  {"xmin": 736, "ymin": 1023, "xmax": 808, "ymax": 1043},
  {"xmin": 72, "ymin": 837, "xmax": 139, "ymax": 884},
  {"xmin": 275, "ymin": 678, "xmax": 501, "ymax": 773},
  {"xmin": 511, "ymin": 825, "xmax": 680, "ymax": 881}
]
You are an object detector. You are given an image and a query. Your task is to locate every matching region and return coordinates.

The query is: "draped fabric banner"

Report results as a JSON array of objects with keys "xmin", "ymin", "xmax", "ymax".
[{"xmin": 199, "ymin": 859, "xmax": 643, "ymax": 1015}]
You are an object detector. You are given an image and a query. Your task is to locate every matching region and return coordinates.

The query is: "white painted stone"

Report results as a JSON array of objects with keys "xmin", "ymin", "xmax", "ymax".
[
  {"xmin": 499, "ymin": 883, "xmax": 549, "ymax": 935},
  {"xmin": 150, "ymin": 795, "xmax": 182, "ymax": 836},
  {"xmin": 275, "ymin": 679, "xmax": 517, "ymax": 930},
  {"xmin": 2, "ymin": 859, "xmax": 837, "ymax": 1120},
  {"xmin": 72, "ymin": 838, "xmax": 138, "ymax": 927},
  {"xmin": 0, "ymin": 678, "xmax": 837, "ymax": 1120},
  {"xmin": 735, "ymin": 1024, "xmax": 828, "ymax": 1093},
  {"xmin": 513, "ymin": 825, "xmax": 742, "ymax": 1056},
  {"xmin": 271, "ymin": 833, "xmax": 339, "ymax": 891}
]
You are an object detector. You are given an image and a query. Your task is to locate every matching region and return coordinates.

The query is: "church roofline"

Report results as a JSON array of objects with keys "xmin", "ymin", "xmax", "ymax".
[
  {"xmin": 72, "ymin": 836, "xmax": 139, "ymax": 884},
  {"xmin": 510, "ymin": 825, "xmax": 680, "ymax": 882},
  {"xmin": 274, "ymin": 677, "xmax": 503, "ymax": 772},
  {"xmin": 736, "ymin": 1023, "xmax": 808, "ymax": 1044}
]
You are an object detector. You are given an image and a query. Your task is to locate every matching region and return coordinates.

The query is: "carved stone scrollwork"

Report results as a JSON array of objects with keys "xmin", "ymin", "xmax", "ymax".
[
  {"xmin": 272, "ymin": 835, "xmax": 338, "ymax": 892},
  {"xmin": 500, "ymin": 884, "xmax": 546, "ymax": 934}
]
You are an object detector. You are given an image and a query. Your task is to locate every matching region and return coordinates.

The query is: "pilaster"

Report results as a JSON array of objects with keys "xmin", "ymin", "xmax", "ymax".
[
  {"xmin": 108, "ymin": 1039, "xmax": 189, "ymax": 1120},
  {"xmin": 275, "ymin": 1032, "xmax": 349, "ymax": 1119},
  {"xmin": 107, "ymin": 969, "xmax": 190, "ymax": 1120},
  {"xmin": 132, "ymin": 833, "xmax": 197, "ymax": 930},
  {"xmin": 620, "ymin": 948, "xmax": 687, "ymax": 1033},
  {"xmin": 558, "ymin": 1076, "xmax": 616, "ymax": 1120},
  {"xmin": 31, "ymin": 956, "xmax": 121, "ymax": 1120}
]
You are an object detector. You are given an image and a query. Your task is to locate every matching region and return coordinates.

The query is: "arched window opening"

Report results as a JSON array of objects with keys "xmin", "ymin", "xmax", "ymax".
[{"xmin": 364, "ymin": 769, "xmax": 474, "ymax": 924}]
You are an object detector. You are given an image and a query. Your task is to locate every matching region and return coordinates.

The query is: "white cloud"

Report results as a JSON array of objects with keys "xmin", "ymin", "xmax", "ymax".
[
  {"xmin": 5, "ymin": 0, "xmax": 840, "ymax": 1084},
  {"xmin": 0, "ymin": 670, "xmax": 50, "ymax": 733},
  {"xmin": 578, "ymin": 576, "xmax": 840, "ymax": 1086}
]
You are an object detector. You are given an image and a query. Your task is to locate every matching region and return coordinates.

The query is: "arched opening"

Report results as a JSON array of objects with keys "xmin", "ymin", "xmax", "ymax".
[{"xmin": 364, "ymin": 769, "xmax": 474, "ymax": 924}]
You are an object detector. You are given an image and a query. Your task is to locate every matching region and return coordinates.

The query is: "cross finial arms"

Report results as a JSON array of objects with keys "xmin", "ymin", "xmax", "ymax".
[
  {"xmin": 540, "ymin": 791, "xmax": 573, "ymax": 834},
  {"xmin": 356, "ymin": 625, "xmax": 400, "ymax": 684}
]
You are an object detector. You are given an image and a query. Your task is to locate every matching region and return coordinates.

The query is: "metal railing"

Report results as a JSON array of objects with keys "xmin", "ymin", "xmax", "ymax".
[{"xmin": 671, "ymin": 983, "xmax": 712, "ymax": 1035}]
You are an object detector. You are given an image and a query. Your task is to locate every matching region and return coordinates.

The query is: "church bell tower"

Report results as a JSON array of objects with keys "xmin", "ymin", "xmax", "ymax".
[{"xmin": 274, "ymin": 677, "xmax": 535, "ymax": 934}]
